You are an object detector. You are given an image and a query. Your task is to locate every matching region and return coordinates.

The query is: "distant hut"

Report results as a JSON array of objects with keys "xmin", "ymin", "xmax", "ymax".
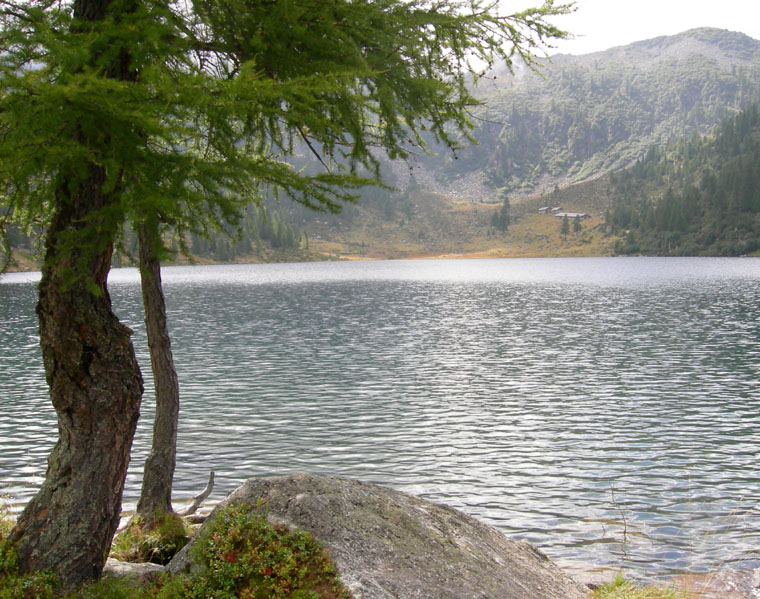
[{"xmin": 553, "ymin": 211, "xmax": 590, "ymax": 220}]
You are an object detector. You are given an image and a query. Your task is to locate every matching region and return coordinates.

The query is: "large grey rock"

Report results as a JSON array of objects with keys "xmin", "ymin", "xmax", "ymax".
[{"xmin": 168, "ymin": 473, "xmax": 588, "ymax": 599}]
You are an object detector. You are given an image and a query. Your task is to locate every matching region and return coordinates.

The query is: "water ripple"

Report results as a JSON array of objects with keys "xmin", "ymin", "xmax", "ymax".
[{"xmin": 1, "ymin": 258, "xmax": 759, "ymax": 579}]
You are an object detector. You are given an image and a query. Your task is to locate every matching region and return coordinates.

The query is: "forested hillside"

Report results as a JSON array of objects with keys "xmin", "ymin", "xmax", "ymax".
[
  {"xmin": 609, "ymin": 104, "xmax": 760, "ymax": 255},
  {"xmin": 264, "ymin": 29, "xmax": 760, "ymax": 260},
  {"xmin": 263, "ymin": 27, "xmax": 760, "ymax": 260}
]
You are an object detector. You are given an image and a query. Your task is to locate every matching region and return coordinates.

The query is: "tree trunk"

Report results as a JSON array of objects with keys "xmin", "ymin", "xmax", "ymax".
[
  {"xmin": 135, "ymin": 218, "xmax": 180, "ymax": 526},
  {"xmin": 10, "ymin": 165, "xmax": 144, "ymax": 589}
]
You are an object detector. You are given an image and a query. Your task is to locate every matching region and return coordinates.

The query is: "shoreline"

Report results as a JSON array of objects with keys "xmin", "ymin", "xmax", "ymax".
[{"xmin": 5, "ymin": 494, "xmax": 758, "ymax": 598}]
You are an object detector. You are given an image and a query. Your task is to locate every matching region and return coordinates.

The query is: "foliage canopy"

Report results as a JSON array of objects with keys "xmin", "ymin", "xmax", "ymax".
[{"xmin": 0, "ymin": 0, "xmax": 573, "ymax": 275}]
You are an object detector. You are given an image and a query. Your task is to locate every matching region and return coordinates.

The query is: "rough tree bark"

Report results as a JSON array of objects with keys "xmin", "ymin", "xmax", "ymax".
[
  {"xmin": 135, "ymin": 218, "xmax": 180, "ymax": 526},
  {"xmin": 9, "ymin": 1, "xmax": 146, "ymax": 588},
  {"xmin": 10, "ymin": 164, "xmax": 144, "ymax": 589}
]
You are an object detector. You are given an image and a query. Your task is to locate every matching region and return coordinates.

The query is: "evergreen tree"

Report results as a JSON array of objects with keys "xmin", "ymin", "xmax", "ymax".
[
  {"xmin": 0, "ymin": 0, "xmax": 572, "ymax": 587},
  {"xmin": 561, "ymin": 214, "xmax": 570, "ymax": 237},
  {"xmin": 491, "ymin": 191, "xmax": 511, "ymax": 232},
  {"xmin": 573, "ymin": 214, "xmax": 582, "ymax": 234}
]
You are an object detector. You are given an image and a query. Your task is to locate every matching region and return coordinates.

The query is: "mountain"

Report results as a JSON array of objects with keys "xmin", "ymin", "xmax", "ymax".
[
  {"xmin": 283, "ymin": 27, "xmax": 760, "ymax": 260},
  {"xmin": 431, "ymin": 27, "xmax": 760, "ymax": 198}
]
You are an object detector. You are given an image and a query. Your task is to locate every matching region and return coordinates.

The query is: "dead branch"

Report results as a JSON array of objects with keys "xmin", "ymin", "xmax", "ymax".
[{"xmin": 176, "ymin": 471, "xmax": 215, "ymax": 517}]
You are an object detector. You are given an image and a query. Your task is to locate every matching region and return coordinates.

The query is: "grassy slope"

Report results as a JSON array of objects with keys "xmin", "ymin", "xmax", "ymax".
[
  {"xmin": 5, "ymin": 178, "xmax": 623, "ymax": 272},
  {"xmin": 306, "ymin": 177, "xmax": 621, "ymax": 261}
]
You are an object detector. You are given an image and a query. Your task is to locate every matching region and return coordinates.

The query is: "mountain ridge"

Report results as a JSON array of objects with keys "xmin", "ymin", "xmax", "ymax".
[
  {"xmin": 433, "ymin": 26, "xmax": 760, "ymax": 200},
  {"xmin": 551, "ymin": 28, "xmax": 760, "ymax": 67}
]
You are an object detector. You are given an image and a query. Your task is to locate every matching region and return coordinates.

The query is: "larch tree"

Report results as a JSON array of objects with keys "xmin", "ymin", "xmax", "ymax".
[{"xmin": 0, "ymin": 0, "xmax": 572, "ymax": 589}]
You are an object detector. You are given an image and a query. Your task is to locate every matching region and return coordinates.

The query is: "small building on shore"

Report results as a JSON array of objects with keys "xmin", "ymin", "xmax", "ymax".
[
  {"xmin": 539, "ymin": 206, "xmax": 563, "ymax": 215},
  {"xmin": 553, "ymin": 211, "xmax": 591, "ymax": 220}
]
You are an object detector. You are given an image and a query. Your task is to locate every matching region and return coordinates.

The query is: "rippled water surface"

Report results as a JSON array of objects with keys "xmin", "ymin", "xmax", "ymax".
[{"xmin": 2, "ymin": 257, "xmax": 759, "ymax": 579}]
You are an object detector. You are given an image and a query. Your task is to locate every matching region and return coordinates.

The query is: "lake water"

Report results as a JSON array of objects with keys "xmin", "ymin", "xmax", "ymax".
[{"xmin": 1, "ymin": 257, "xmax": 759, "ymax": 580}]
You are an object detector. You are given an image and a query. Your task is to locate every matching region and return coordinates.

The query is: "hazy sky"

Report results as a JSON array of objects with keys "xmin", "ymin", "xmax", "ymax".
[{"xmin": 525, "ymin": 0, "xmax": 760, "ymax": 55}]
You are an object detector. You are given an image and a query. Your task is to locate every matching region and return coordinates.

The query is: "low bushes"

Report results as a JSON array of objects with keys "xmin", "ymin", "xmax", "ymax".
[{"xmin": 0, "ymin": 504, "xmax": 351, "ymax": 599}]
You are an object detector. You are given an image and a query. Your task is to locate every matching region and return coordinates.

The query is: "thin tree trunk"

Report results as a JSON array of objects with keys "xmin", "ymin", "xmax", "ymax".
[
  {"xmin": 136, "ymin": 218, "xmax": 180, "ymax": 526},
  {"xmin": 10, "ymin": 166, "xmax": 144, "ymax": 589}
]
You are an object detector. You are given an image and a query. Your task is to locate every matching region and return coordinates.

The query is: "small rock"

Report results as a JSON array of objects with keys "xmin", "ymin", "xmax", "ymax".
[{"xmin": 103, "ymin": 558, "xmax": 164, "ymax": 585}]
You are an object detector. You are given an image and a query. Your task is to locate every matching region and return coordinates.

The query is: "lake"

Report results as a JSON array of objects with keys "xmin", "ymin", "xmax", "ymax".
[{"xmin": 1, "ymin": 257, "xmax": 759, "ymax": 580}]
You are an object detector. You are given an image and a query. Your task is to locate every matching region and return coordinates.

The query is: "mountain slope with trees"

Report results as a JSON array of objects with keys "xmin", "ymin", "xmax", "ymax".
[
  {"xmin": 609, "ymin": 103, "xmax": 760, "ymax": 255},
  {"xmin": 224, "ymin": 27, "xmax": 760, "ymax": 261}
]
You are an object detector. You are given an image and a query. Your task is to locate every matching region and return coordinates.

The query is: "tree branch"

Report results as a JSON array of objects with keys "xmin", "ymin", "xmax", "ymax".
[{"xmin": 176, "ymin": 471, "xmax": 215, "ymax": 517}]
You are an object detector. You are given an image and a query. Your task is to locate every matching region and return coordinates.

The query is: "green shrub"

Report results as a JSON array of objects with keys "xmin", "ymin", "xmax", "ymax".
[
  {"xmin": 0, "ymin": 570, "xmax": 59, "ymax": 599},
  {"xmin": 110, "ymin": 512, "xmax": 191, "ymax": 565},
  {"xmin": 62, "ymin": 577, "xmax": 138, "ymax": 599},
  {"xmin": 0, "ymin": 502, "xmax": 17, "ymax": 579},
  {"xmin": 0, "ymin": 539, "xmax": 15, "ymax": 582},
  {"xmin": 0, "ymin": 503, "xmax": 59, "ymax": 599},
  {"xmin": 0, "ymin": 535, "xmax": 15, "ymax": 578},
  {"xmin": 1, "ymin": 503, "xmax": 351, "ymax": 599},
  {"xmin": 172, "ymin": 503, "xmax": 352, "ymax": 599}
]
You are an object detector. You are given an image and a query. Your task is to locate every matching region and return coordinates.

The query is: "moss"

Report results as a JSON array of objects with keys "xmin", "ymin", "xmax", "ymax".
[{"xmin": 110, "ymin": 512, "xmax": 191, "ymax": 566}]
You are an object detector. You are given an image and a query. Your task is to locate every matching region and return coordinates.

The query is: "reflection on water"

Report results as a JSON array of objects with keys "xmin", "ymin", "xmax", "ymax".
[{"xmin": 2, "ymin": 257, "xmax": 759, "ymax": 579}]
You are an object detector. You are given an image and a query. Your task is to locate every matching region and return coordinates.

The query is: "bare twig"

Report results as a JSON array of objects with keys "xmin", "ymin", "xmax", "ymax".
[
  {"xmin": 297, "ymin": 126, "xmax": 331, "ymax": 173},
  {"xmin": 176, "ymin": 471, "xmax": 215, "ymax": 517},
  {"xmin": 610, "ymin": 485, "xmax": 629, "ymax": 545}
]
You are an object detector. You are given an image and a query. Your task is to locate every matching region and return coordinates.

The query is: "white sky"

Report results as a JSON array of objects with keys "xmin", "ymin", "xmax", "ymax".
[{"xmin": 517, "ymin": 0, "xmax": 760, "ymax": 56}]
